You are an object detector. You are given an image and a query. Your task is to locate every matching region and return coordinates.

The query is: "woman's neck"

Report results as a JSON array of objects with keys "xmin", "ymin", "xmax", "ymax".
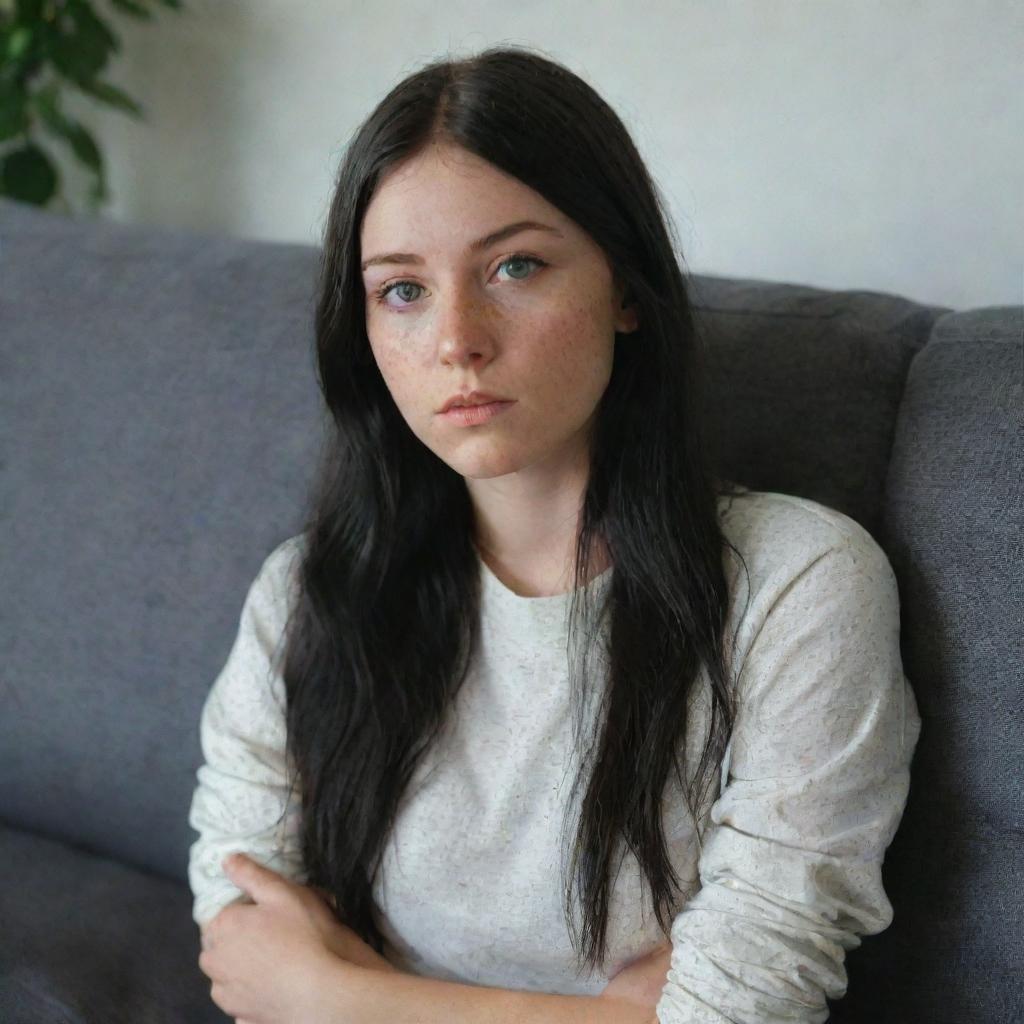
[{"xmin": 474, "ymin": 534, "xmax": 612, "ymax": 598}]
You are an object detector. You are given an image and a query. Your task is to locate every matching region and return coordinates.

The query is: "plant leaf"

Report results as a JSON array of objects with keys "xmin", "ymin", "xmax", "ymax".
[
  {"xmin": 0, "ymin": 142, "xmax": 58, "ymax": 204},
  {"xmin": 0, "ymin": 83, "xmax": 29, "ymax": 140},
  {"xmin": 31, "ymin": 86, "xmax": 103, "ymax": 173},
  {"xmin": 109, "ymin": 0, "xmax": 154, "ymax": 18},
  {"xmin": 50, "ymin": 31, "xmax": 109, "ymax": 81},
  {"xmin": 14, "ymin": 1, "xmax": 46, "ymax": 22},
  {"xmin": 62, "ymin": 116, "xmax": 102, "ymax": 172},
  {"xmin": 49, "ymin": 1, "xmax": 121, "ymax": 81},
  {"xmin": 86, "ymin": 160, "xmax": 109, "ymax": 206},
  {"xmin": 5, "ymin": 25, "xmax": 33, "ymax": 61},
  {"xmin": 74, "ymin": 76, "xmax": 144, "ymax": 116},
  {"xmin": 69, "ymin": 1, "xmax": 122, "ymax": 54}
]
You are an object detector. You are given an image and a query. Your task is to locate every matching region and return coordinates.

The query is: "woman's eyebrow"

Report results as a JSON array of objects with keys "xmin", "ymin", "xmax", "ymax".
[{"xmin": 360, "ymin": 220, "xmax": 564, "ymax": 271}]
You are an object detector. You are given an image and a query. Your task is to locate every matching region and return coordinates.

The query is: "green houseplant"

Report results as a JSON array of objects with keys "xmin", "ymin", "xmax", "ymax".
[{"xmin": 0, "ymin": 0, "xmax": 182, "ymax": 213}]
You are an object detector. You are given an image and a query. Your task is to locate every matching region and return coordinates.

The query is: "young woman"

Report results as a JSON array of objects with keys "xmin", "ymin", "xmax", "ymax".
[{"xmin": 188, "ymin": 45, "xmax": 921, "ymax": 1024}]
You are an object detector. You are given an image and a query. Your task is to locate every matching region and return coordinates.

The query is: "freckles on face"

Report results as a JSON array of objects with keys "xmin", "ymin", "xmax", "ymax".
[
  {"xmin": 526, "ymin": 304, "xmax": 609, "ymax": 418},
  {"xmin": 359, "ymin": 144, "xmax": 623, "ymax": 478},
  {"xmin": 368, "ymin": 270, "xmax": 617, "ymax": 481},
  {"xmin": 368, "ymin": 339, "xmax": 439, "ymax": 455}
]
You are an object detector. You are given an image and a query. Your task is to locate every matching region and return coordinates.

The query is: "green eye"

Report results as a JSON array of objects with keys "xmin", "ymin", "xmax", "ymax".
[
  {"xmin": 374, "ymin": 253, "xmax": 546, "ymax": 311},
  {"xmin": 501, "ymin": 256, "xmax": 536, "ymax": 279}
]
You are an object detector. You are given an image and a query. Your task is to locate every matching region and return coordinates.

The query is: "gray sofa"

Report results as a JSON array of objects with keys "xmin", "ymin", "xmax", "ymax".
[{"xmin": 1, "ymin": 194, "xmax": 1020, "ymax": 1024}]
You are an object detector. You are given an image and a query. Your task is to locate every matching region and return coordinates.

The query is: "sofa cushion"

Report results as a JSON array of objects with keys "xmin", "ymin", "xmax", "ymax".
[
  {"xmin": 0, "ymin": 198, "xmax": 323, "ymax": 886},
  {"xmin": 830, "ymin": 306, "xmax": 1024, "ymax": 1021},
  {"xmin": 0, "ymin": 823, "xmax": 228, "ymax": 1023},
  {"xmin": 691, "ymin": 274, "xmax": 950, "ymax": 537}
]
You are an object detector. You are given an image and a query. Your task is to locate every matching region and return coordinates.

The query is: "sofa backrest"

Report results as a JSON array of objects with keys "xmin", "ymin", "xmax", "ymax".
[
  {"xmin": 832, "ymin": 304, "xmax": 1024, "ymax": 1023},
  {"xmin": 689, "ymin": 273, "xmax": 947, "ymax": 537},
  {"xmin": 3, "ymin": 197, "xmax": 1020, "ymax": 1020},
  {"xmin": 2, "ymin": 199, "xmax": 324, "ymax": 871}
]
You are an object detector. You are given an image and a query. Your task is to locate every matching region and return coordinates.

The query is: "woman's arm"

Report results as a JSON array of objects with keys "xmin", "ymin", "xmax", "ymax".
[
  {"xmin": 600, "ymin": 942, "xmax": 674, "ymax": 1013},
  {"xmin": 187, "ymin": 538, "xmax": 308, "ymax": 928},
  {"xmin": 307, "ymin": 885, "xmax": 402, "ymax": 974},
  {"xmin": 304, "ymin": 940, "xmax": 673, "ymax": 1023},
  {"xmin": 654, "ymin": 530, "xmax": 922, "ymax": 1022},
  {"xmin": 199, "ymin": 887, "xmax": 401, "ymax": 978},
  {"xmin": 318, "ymin": 959, "xmax": 662, "ymax": 1024}
]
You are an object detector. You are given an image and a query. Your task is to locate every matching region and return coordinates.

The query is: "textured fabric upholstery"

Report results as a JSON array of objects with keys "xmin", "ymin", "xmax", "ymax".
[
  {"xmin": 1, "ymin": 195, "xmax": 1020, "ymax": 1022},
  {"xmin": 831, "ymin": 306, "xmax": 1024, "ymax": 1023}
]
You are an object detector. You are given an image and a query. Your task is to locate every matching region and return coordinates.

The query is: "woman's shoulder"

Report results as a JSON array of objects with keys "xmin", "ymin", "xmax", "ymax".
[
  {"xmin": 260, "ymin": 532, "xmax": 307, "ymax": 580},
  {"xmin": 715, "ymin": 486, "xmax": 897, "ymax": 613},
  {"xmin": 243, "ymin": 532, "xmax": 307, "ymax": 617},
  {"xmin": 262, "ymin": 528, "xmax": 305, "ymax": 577},
  {"xmin": 717, "ymin": 485, "xmax": 882, "ymax": 553}
]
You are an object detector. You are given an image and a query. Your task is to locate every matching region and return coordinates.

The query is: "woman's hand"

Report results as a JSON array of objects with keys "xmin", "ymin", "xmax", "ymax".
[
  {"xmin": 599, "ymin": 940, "xmax": 673, "ymax": 1012},
  {"xmin": 198, "ymin": 853, "xmax": 393, "ymax": 1023},
  {"xmin": 306, "ymin": 883, "xmax": 400, "ymax": 974}
]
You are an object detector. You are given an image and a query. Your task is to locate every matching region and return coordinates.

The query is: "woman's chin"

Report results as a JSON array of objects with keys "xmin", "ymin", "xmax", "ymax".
[{"xmin": 441, "ymin": 448, "xmax": 526, "ymax": 481}]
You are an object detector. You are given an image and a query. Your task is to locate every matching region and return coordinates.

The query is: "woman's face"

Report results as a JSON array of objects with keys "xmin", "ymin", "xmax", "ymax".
[{"xmin": 359, "ymin": 141, "xmax": 638, "ymax": 482}]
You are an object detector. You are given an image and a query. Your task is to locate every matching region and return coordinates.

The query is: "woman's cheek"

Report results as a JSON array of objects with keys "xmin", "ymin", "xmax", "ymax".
[{"xmin": 370, "ymin": 332, "xmax": 420, "ymax": 393}]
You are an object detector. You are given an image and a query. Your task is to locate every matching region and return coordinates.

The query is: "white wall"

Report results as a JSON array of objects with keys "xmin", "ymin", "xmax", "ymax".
[{"xmin": 61, "ymin": 0, "xmax": 1023, "ymax": 310}]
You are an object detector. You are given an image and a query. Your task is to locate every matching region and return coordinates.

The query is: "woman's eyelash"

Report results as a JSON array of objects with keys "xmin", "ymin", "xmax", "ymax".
[{"xmin": 373, "ymin": 253, "xmax": 547, "ymax": 306}]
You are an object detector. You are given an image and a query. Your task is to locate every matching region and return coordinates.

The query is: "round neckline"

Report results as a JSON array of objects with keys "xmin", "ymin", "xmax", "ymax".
[
  {"xmin": 475, "ymin": 490, "xmax": 746, "ymax": 609},
  {"xmin": 477, "ymin": 551, "xmax": 614, "ymax": 606}
]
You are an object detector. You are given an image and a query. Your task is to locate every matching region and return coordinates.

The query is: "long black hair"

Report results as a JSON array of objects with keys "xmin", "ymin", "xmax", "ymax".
[{"xmin": 280, "ymin": 44, "xmax": 748, "ymax": 977}]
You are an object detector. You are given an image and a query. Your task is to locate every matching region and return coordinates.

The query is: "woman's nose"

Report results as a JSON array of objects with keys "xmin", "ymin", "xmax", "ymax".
[{"xmin": 436, "ymin": 289, "xmax": 494, "ymax": 365}]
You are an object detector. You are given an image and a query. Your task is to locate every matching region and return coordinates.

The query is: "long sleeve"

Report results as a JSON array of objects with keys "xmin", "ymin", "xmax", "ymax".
[
  {"xmin": 186, "ymin": 536, "xmax": 308, "ymax": 929},
  {"xmin": 655, "ymin": 526, "xmax": 922, "ymax": 1023}
]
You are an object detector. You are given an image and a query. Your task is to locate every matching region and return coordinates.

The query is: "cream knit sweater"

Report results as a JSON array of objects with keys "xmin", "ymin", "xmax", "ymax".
[{"xmin": 187, "ymin": 487, "xmax": 921, "ymax": 1023}]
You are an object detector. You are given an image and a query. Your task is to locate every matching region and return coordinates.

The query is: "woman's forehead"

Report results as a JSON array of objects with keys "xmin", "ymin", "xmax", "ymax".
[{"xmin": 364, "ymin": 146, "xmax": 565, "ymax": 234}]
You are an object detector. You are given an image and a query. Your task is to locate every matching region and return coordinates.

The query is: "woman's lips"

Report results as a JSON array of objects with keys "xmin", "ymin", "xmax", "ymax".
[{"xmin": 438, "ymin": 400, "xmax": 515, "ymax": 426}]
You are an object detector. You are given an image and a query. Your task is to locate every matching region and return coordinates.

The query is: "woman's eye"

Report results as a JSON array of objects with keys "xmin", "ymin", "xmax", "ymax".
[
  {"xmin": 374, "ymin": 254, "xmax": 545, "ymax": 309},
  {"xmin": 392, "ymin": 282, "xmax": 422, "ymax": 304},
  {"xmin": 373, "ymin": 280, "xmax": 423, "ymax": 308},
  {"xmin": 495, "ymin": 254, "xmax": 544, "ymax": 281}
]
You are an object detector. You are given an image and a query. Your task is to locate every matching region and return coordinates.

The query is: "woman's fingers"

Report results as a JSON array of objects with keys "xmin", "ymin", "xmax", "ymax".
[
  {"xmin": 310, "ymin": 884, "xmax": 338, "ymax": 910},
  {"xmin": 600, "ymin": 941, "xmax": 673, "ymax": 1010}
]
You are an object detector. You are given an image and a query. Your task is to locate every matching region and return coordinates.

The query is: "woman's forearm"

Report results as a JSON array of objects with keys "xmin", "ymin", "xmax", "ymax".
[{"xmin": 319, "ymin": 958, "xmax": 658, "ymax": 1024}]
